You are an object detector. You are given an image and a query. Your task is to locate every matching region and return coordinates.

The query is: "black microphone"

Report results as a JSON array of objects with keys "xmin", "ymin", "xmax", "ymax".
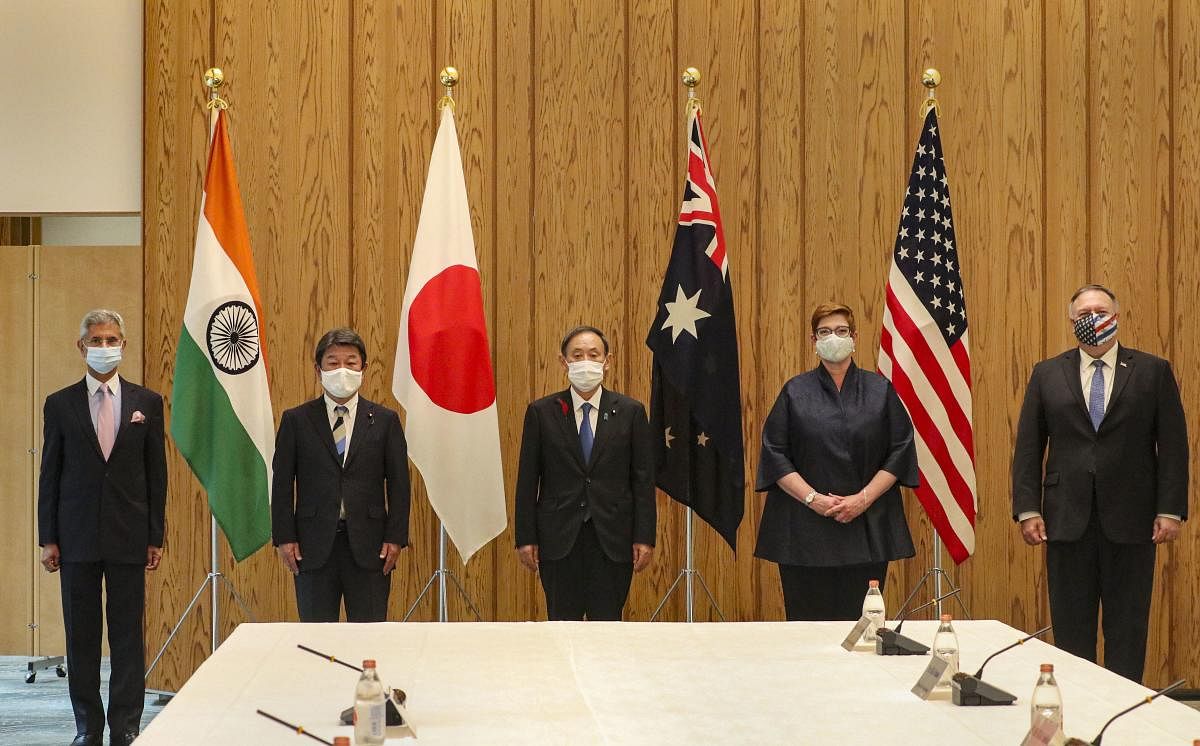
[
  {"xmin": 875, "ymin": 589, "xmax": 961, "ymax": 656},
  {"xmin": 297, "ymin": 644, "xmax": 407, "ymax": 726},
  {"xmin": 1086, "ymin": 679, "xmax": 1186, "ymax": 745},
  {"xmin": 950, "ymin": 624, "xmax": 1051, "ymax": 707}
]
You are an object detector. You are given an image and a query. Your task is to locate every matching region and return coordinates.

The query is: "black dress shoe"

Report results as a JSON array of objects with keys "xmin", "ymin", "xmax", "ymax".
[
  {"xmin": 69, "ymin": 734, "xmax": 102, "ymax": 746},
  {"xmin": 109, "ymin": 731, "xmax": 138, "ymax": 746}
]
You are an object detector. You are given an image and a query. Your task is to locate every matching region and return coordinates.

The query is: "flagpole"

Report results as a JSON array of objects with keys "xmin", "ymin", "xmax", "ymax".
[
  {"xmin": 649, "ymin": 68, "xmax": 727, "ymax": 624},
  {"xmin": 398, "ymin": 66, "xmax": 486, "ymax": 624},
  {"xmin": 146, "ymin": 68, "xmax": 259, "ymax": 686}
]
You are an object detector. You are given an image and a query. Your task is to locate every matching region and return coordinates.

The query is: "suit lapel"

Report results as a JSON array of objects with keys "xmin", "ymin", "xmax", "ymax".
[
  {"xmin": 109, "ymin": 381, "xmax": 137, "ymax": 455},
  {"xmin": 1106, "ymin": 345, "xmax": 1135, "ymax": 415},
  {"xmin": 342, "ymin": 399, "xmax": 374, "ymax": 469},
  {"xmin": 305, "ymin": 398, "xmax": 342, "ymax": 466},
  {"xmin": 1059, "ymin": 350, "xmax": 1088, "ymax": 418},
  {"xmin": 586, "ymin": 390, "xmax": 618, "ymax": 468},
  {"xmin": 554, "ymin": 389, "xmax": 585, "ymax": 469},
  {"xmin": 68, "ymin": 379, "xmax": 105, "ymax": 459}
]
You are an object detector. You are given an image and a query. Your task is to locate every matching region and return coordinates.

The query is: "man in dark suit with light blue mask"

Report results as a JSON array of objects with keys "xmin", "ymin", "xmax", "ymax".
[{"xmin": 38, "ymin": 309, "xmax": 167, "ymax": 746}]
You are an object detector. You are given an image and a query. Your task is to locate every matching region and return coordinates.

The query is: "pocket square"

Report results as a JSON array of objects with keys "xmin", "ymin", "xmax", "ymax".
[{"xmin": 131, "ymin": 410, "xmax": 146, "ymax": 424}]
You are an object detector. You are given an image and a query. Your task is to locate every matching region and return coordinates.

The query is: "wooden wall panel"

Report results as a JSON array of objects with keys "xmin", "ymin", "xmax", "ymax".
[
  {"xmin": 0, "ymin": 246, "xmax": 35, "ymax": 655},
  {"xmin": 142, "ymin": 0, "xmax": 1199, "ymax": 691},
  {"xmin": 349, "ymin": 0, "xmax": 436, "ymax": 622},
  {"xmin": 1169, "ymin": 0, "xmax": 1200, "ymax": 695}
]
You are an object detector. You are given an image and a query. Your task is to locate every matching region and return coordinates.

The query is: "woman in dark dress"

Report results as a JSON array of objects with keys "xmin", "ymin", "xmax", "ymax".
[{"xmin": 754, "ymin": 302, "xmax": 920, "ymax": 621}]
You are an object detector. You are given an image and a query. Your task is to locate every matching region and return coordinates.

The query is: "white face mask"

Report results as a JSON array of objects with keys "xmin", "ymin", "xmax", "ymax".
[
  {"xmin": 815, "ymin": 335, "xmax": 855, "ymax": 364},
  {"xmin": 85, "ymin": 346, "xmax": 123, "ymax": 374},
  {"xmin": 567, "ymin": 360, "xmax": 605, "ymax": 392},
  {"xmin": 321, "ymin": 367, "xmax": 363, "ymax": 399}
]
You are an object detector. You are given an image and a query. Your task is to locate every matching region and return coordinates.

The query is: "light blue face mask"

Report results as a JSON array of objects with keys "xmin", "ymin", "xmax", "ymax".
[{"xmin": 85, "ymin": 346, "xmax": 123, "ymax": 374}]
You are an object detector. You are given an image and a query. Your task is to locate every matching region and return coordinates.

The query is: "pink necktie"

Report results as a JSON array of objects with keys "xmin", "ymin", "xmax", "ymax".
[{"xmin": 97, "ymin": 384, "xmax": 115, "ymax": 460}]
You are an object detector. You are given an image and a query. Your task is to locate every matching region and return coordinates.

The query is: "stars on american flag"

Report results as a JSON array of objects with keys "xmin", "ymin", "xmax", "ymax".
[{"xmin": 890, "ymin": 117, "xmax": 968, "ymax": 342}]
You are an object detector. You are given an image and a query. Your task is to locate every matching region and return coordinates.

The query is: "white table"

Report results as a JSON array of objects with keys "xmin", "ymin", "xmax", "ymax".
[{"xmin": 138, "ymin": 620, "xmax": 1200, "ymax": 745}]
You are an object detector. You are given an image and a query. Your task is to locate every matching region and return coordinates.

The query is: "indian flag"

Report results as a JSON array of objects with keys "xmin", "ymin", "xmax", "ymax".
[{"xmin": 171, "ymin": 109, "xmax": 274, "ymax": 562}]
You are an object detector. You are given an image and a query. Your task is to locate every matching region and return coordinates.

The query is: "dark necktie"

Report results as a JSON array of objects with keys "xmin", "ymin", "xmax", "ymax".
[
  {"xmin": 333, "ymin": 405, "xmax": 349, "ymax": 464},
  {"xmin": 580, "ymin": 402, "xmax": 594, "ymax": 463}
]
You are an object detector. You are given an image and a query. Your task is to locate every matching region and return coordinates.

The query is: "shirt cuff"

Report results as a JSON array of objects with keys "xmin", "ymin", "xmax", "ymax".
[
  {"xmin": 1157, "ymin": 514, "xmax": 1181, "ymax": 521},
  {"xmin": 1017, "ymin": 511, "xmax": 1041, "ymax": 522}
]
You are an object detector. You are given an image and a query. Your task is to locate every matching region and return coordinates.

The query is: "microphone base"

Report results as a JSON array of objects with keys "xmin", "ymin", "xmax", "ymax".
[
  {"xmin": 951, "ymin": 674, "xmax": 1017, "ymax": 706},
  {"xmin": 340, "ymin": 699, "xmax": 405, "ymax": 726},
  {"xmin": 875, "ymin": 629, "xmax": 930, "ymax": 656}
]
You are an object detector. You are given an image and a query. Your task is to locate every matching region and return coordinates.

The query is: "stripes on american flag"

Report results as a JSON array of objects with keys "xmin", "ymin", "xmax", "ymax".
[{"xmin": 878, "ymin": 107, "xmax": 977, "ymax": 564}]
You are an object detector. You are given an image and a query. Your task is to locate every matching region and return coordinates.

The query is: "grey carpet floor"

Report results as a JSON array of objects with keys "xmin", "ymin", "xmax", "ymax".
[{"xmin": 0, "ymin": 656, "xmax": 165, "ymax": 746}]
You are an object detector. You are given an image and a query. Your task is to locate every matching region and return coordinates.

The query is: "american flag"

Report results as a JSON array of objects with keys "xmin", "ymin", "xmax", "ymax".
[
  {"xmin": 878, "ymin": 107, "xmax": 977, "ymax": 564},
  {"xmin": 646, "ymin": 107, "xmax": 744, "ymax": 549}
]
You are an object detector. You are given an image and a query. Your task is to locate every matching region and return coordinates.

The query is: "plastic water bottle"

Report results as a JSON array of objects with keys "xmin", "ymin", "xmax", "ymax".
[
  {"xmin": 861, "ymin": 579, "xmax": 886, "ymax": 641},
  {"xmin": 354, "ymin": 659, "xmax": 387, "ymax": 745},
  {"xmin": 1030, "ymin": 663, "xmax": 1065, "ymax": 744},
  {"xmin": 931, "ymin": 613, "xmax": 959, "ymax": 690}
]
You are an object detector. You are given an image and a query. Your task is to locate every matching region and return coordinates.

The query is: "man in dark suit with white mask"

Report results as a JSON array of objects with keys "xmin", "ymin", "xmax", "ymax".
[
  {"xmin": 515, "ymin": 325, "xmax": 656, "ymax": 620},
  {"xmin": 272, "ymin": 327, "xmax": 411, "ymax": 622}
]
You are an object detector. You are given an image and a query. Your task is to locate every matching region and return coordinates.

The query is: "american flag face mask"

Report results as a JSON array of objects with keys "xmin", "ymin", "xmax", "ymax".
[{"xmin": 1073, "ymin": 312, "xmax": 1118, "ymax": 346}]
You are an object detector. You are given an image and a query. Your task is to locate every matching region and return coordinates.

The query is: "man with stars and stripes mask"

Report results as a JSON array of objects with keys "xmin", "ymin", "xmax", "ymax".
[{"xmin": 1012, "ymin": 284, "xmax": 1188, "ymax": 683}]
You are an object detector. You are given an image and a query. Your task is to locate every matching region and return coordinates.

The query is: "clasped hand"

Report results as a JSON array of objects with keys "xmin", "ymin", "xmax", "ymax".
[{"xmin": 808, "ymin": 492, "xmax": 869, "ymax": 523}]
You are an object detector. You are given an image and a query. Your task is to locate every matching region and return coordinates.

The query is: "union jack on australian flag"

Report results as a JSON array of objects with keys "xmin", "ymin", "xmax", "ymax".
[
  {"xmin": 647, "ymin": 107, "xmax": 744, "ymax": 550},
  {"xmin": 878, "ymin": 106, "xmax": 977, "ymax": 564}
]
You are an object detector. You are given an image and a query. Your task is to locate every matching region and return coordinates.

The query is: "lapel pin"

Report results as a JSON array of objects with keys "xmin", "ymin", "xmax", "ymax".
[{"xmin": 1119, "ymin": 362, "xmax": 1128, "ymax": 367}]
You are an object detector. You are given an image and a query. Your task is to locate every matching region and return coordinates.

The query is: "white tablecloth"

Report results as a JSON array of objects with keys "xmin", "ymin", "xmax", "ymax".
[{"xmin": 138, "ymin": 620, "xmax": 1200, "ymax": 745}]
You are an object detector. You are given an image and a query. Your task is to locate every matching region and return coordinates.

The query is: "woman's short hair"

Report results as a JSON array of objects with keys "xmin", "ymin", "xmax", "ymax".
[{"xmin": 810, "ymin": 303, "xmax": 856, "ymax": 336}]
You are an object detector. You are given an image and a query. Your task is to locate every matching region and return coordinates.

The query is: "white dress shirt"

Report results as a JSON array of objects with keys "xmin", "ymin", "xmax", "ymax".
[
  {"xmin": 86, "ymin": 372, "xmax": 121, "ymax": 440},
  {"xmin": 570, "ymin": 385, "xmax": 603, "ymax": 435}
]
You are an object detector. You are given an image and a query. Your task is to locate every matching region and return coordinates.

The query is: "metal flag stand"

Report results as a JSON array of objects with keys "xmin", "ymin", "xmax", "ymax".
[
  {"xmin": 650, "ymin": 506, "xmax": 725, "ymax": 622},
  {"xmin": 402, "ymin": 523, "xmax": 482, "ymax": 622},
  {"xmin": 145, "ymin": 68, "xmax": 257, "ymax": 686},
  {"xmin": 400, "ymin": 67, "xmax": 484, "ymax": 625}
]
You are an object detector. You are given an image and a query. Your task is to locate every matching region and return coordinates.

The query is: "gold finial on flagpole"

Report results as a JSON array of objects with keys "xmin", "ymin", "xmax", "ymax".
[
  {"xmin": 920, "ymin": 68, "xmax": 940, "ymax": 117},
  {"xmin": 203, "ymin": 67, "xmax": 229, "ymax": 110},
  {"xmin": 438, "ymin": 66, "xmax": 459, "ymax": 111},
  {"xmin": 682, "ymin": 67, "xmax": 702, "ymax": 114}
]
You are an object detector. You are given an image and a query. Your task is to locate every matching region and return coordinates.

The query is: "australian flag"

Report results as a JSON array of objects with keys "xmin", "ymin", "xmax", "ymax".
[{"xmin": 646, "ymin": 108, "xmax": 744, "ymax": 550}]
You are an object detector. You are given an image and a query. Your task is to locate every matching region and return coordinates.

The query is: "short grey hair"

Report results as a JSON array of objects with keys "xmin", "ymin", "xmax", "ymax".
[
  {"xmin": 79, "ymin": 309, "xmax": 126, "ymax": 340},
  {"xmin": 1068, "ymin": 284, "xmax": 1120, "ymax": 319}
]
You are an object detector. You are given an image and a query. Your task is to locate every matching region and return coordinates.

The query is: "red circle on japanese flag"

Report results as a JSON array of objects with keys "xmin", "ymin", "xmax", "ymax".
[{"xmin": 407, "ymin": 264, "xmax": 497, "ymax": 414}]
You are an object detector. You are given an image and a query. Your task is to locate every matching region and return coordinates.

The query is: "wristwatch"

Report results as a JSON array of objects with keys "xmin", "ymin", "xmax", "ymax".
[{"xmin": 803, "ymin": 491, "xmax": 817, "ymax": 505}]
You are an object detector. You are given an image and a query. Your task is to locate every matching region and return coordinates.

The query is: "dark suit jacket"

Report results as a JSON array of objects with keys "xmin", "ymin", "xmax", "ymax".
[
  {"xmin": 271, "ymin": 396, "xmax": 410, "ymax": 571},
  {"xmin": 1012, "ymin": 345, "xmax": 1189, "ymax": 543},
  {"xmin": 514, "ymin": 388, "xmax": 656, "ymax": 562},
  {"xmin": 38, "ymin": 378, "xmax": 168, "ymax": 563}
]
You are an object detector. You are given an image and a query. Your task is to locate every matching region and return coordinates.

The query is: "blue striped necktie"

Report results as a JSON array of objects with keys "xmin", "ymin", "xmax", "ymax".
[
  {"xmin": 1088, "ymin": 360, "xmax": 1105, "ymax": 431},
  {"xmin": 333, "ymin": 405, "xmax": 348, "ymax": 463}
]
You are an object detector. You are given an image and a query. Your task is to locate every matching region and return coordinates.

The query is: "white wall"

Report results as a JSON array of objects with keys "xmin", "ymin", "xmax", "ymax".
[
  {"xmin": 0, "ymin": 1, "xmax": 142, "ymax": 214},
  {"xmin": 40, "ymin": 216, "xmax": 141, "ymax": 246}
]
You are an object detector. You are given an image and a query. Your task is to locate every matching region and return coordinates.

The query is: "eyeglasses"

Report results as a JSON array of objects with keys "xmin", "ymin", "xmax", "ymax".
[{"xmin": 815, "ymin": 326, "xmax": 852, "ymax": 339}]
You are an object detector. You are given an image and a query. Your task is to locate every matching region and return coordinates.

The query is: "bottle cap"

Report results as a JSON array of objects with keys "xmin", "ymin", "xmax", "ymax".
[
  {"xmin": 334, "ymin": 738, "xmax": 351, "ymax": 746},
  {"xmin": 868, "ymin": 579, "xmax": 879, "ymax": 588},
  {"xmin": 940, "ymin": 613, "xmax": 952, "ymax": 622},
  {"xmin": 362, "ymin": 659, "xmax": 377, "ymax": 668},
  {"xmin": 1040, "ymin": 663, "xmax": 1054, "ymax": 673}
]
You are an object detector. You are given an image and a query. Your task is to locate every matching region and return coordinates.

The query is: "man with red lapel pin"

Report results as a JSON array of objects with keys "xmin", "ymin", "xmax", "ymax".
[
  {"xmin": 38, "ymin": 309, "xmax": 167, "ymax": 746},
  {"xmin": 515, "ymin": 325, "xmax": 656, "ymax": 620}
]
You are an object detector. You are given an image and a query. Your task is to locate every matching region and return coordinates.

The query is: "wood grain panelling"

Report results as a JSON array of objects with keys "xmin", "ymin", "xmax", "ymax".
[{"xmin": 143, "ymin": 0, "xmax": 1199, "ymax": 690}]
